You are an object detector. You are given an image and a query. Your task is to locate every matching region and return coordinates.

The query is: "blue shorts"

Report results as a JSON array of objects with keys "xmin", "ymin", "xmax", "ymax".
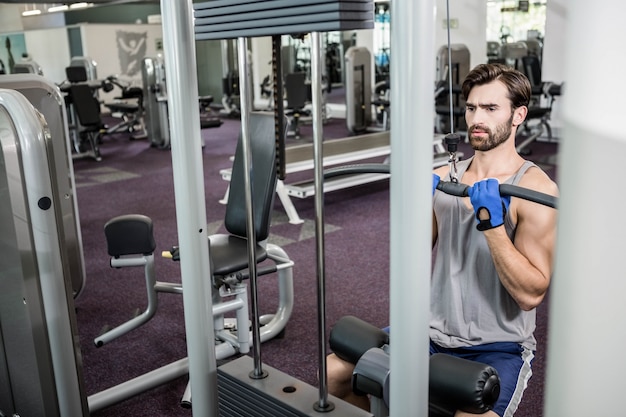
[{"xmin": 430, "ymin": 340, "xmax": 534, "ymax": 417}]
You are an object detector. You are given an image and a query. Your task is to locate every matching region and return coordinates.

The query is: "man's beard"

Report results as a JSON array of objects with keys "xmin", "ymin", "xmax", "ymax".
[{"xmin": 468, "ymin": 113, "xmax": 514, "ymax": 151}]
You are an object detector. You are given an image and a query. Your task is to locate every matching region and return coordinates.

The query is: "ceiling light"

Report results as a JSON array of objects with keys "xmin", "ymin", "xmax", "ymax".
[
  {"xmin": 22, "ymin": 9, "xmax": 42, "ymax": 16},
  {"xmin": 69, "ymin": 2, "xmax": 92, "ymax": 9},
  {"xmin": 48, "ymin": 5, "xmax": 69, "ymax": 13}
]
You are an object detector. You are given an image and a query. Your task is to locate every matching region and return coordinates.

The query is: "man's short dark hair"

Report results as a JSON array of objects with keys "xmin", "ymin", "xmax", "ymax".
[{"xmin": 461, "ymin": 63, "xmax": 531, "ymax": 109}]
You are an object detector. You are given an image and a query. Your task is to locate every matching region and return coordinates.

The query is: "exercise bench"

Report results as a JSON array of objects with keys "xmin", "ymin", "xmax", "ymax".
[{"xmin": 220, "ymin": 131, "xmax": 462, "ymax": 224}]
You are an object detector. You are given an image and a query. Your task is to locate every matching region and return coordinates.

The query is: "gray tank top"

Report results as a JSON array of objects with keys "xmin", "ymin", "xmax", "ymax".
[{"xmin": 430, "ymin": 157, "xmax": 538, "ymax": 350}]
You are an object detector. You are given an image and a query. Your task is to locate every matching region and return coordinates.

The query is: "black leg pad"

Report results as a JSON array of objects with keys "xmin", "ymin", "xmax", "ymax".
[
  {"xmin": 329, "ymin": 315, "xmax": 389, "ymax": 364},
  {"xmin": 330, "ymin": 315, "xmax": 501, "ymax": 416},
  {"xmin": 429, "ymin": 353, "xmax": 500, "ymax": 415}
]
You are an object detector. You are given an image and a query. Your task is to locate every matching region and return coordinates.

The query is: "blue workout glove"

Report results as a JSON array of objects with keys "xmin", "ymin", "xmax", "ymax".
[
  {"xmin": 432, "ymin": 173, "xmax": 440, "ymax": 196},
  {"xmin": 467, "ymin": 179, "xmax": 511, "ymax": 231}
]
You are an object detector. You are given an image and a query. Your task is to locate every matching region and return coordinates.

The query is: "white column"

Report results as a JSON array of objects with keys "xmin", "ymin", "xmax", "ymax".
[
  {"xmin": 544, "ymin": 1, "xmax": 626, "ymax": 416},
  {"xmin": 389, "ymin": 1, "xmax": 435, "ymax": 416},
  {"xmin": 540, "ymin": 0, "xmax": 568, "ymax": 133},
  {"xmin": 160, "ymin": 1, "xmax": 218, "ymax": 416}
]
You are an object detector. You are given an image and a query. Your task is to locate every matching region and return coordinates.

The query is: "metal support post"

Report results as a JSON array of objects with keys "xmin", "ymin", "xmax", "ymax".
[{"xmin": 160, "ymin": 1, "xmax": 218, "ymax": 416}]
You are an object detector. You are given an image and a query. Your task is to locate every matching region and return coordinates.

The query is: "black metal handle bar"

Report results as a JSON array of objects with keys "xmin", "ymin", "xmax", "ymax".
[
  {"xmin": 324, "ymin": 163, "xmax": 392, "ymax": 178},
  {"xmin": 323, "ymin": 163, "xmax": 558, "ymax": 209},
  {"xmin": 436, "ymin": 181, "xmax": 557, "ymax": 209}
]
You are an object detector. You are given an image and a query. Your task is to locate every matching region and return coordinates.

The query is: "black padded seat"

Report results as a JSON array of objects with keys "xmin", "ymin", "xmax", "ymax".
[
  {"xmin": 208, "ymin": 112, "xmax": 281, "ymax": 276},
  {"xmin": 105, "ymin": 102, "xmax": 139, "ymax": 113},
  {"xmin": 526, "ymin": 106, "xmax": 550, "ymax": 119},
  {"xmin": 435, "ymin": 105, "xmax": 465, "ymax": 117},
  {"xmin": 209, "ymin": 234, "xmax": 267, "ymax": 276}
]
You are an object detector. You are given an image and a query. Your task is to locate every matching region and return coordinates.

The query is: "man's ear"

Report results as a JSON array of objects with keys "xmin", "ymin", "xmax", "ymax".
[{"xmin": 512, "ymin": 106, "xmax": 528, "ymax": 127}]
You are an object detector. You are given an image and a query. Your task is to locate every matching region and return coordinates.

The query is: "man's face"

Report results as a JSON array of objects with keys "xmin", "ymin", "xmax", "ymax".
[{"xmin": 464, "ymin": 81, "xmax": 517, "ymax": 152}]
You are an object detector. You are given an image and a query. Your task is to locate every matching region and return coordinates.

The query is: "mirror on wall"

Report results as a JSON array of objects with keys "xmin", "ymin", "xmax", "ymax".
[{"xmin": 485, "ymin": 0, "xmax": 548, "ymax": 65}]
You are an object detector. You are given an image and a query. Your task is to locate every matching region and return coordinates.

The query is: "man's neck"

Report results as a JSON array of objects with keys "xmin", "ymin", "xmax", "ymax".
[{"xmin": 467, "ymin": 138, "xmax": 524, "ymax": 180}]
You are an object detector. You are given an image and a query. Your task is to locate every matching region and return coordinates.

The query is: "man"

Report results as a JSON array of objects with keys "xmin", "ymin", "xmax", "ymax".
[{"xmin": 327, "ymin": 63, "xmax": 558, "ymax": 416}]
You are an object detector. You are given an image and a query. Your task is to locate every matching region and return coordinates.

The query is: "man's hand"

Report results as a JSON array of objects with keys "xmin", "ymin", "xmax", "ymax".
[
  {"xmin": 432, "ymin": 173, "xmax": 440, "ymax": 196},
  {"xmin": 467, "ymin": 178, "xmax": 511, "ymax": 231}
]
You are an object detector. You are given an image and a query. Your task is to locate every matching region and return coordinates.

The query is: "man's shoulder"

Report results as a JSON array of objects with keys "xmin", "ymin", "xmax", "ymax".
[{"xmin": 518, "ymin": 164, "xmax": 559, "ymax": 197}]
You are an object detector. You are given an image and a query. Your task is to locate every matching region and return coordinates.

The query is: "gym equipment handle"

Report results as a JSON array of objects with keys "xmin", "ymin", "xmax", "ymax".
[
  {"xmin": 436, "ymin": 181, "xmax": 558, "ymax": 209},
  {"xmin": 322, "ymin": 163, "xmax": 558, "ymax": 209}
]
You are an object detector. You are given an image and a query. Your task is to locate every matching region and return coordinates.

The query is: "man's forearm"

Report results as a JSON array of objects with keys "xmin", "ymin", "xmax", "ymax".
[{"xmin": 483, "ymin": 227, "xmax": 549, "ymax": 311}]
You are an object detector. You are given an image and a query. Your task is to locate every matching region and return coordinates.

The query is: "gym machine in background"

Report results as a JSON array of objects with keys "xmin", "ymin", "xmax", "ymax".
[
  {"xmin": 345, "ymin": 46, "xmax": 390, "ymax": 134},
  {"xmin": 142, "ymin": 55, "xmax": 218, "ymax": 150},
  {"xmin": 373, "ymin": 0, "xmax": 390, "ymax": 83},
  {"xmin": 59, "ymin": 56, "xmax": 101, "ymax": 158},
  {"xmin": 221, "ymin": 39, "xmax": 242, "ymax": 117},
  {"xmin": 12, "ymin": 53, "xmax": 44, "ymax": 76},
  {"xmin": 142, "ymin": 55, "xmax": 170, "ymax": 149},
  {"xmin": 345, "ymin": 46, "xmax": 373, "ymax": 134},
  {"xmin": 342, "ymin": 1, "xmax": 390, "ymax": 135},
  {"xmin": 69, "ymin": 56, "xmax": 98, "ymax": 81},
  {"xmin": 434, "ymin": 43, "xmax": 470, "ymax": 134}
]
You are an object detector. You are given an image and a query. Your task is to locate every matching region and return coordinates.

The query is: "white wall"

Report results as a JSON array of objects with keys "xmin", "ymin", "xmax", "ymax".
[
  {"xmin": 435, "ymin": 0, "xmax": 487, "ymax": 69},
  {"xmin": 536, "ymin": 0, "xmax": 567, "ymax": 83},
  {"xmin": 0, "ymin": 5, "xmax": 24, "ymax": 34},
  {"xmin": 540, "ymin": 0, "xmax": 567, "ymax": 130},
  {"xmin": 24, "ymin": 28, "xmax": 72, "ymax": 84},
  {"xmin": 1, "ymin": 20, "xmax": 165, "ymax": 98}
]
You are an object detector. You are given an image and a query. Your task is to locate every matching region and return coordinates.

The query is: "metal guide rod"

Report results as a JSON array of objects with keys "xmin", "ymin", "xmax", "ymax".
[
  {"xmin": 237, "ymin": 36, "xmax": 265, "ymax": 379},
  {"xmin": 446, "ymin": 0, "xmax": 454, "ymax": 135},
  {"xmin": 311, "ymin": 31, "xmax": 334, "ymax": 412},
  {"xmin": 444, "ymin": 0, "xmax": 460, "ymax": 183},
  {"xmin": 160, "ymin": 1, "xmax": 217, "ymax": 416},
  {"xmin": 389, "ymin": 0, "xmax": 435, "ymax": 415},
  {"xmin": 272, "ymin": 35, "xmax": 286, "ymax": 180}
]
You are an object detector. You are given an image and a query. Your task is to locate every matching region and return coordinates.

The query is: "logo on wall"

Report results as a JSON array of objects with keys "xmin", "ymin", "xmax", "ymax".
[{"xmin": 116, "ymin": 30, "xmax": 147, "ymax": 76}]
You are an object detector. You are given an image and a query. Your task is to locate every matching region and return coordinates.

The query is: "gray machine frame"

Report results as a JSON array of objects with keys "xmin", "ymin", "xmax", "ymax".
[
  {"xmin": 0, "ymin": 74, "xmax": 87, "ymax": 299},
  {"xmin": 0, "ymin": 88, "xmax": 88, "ymax": 416}
]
